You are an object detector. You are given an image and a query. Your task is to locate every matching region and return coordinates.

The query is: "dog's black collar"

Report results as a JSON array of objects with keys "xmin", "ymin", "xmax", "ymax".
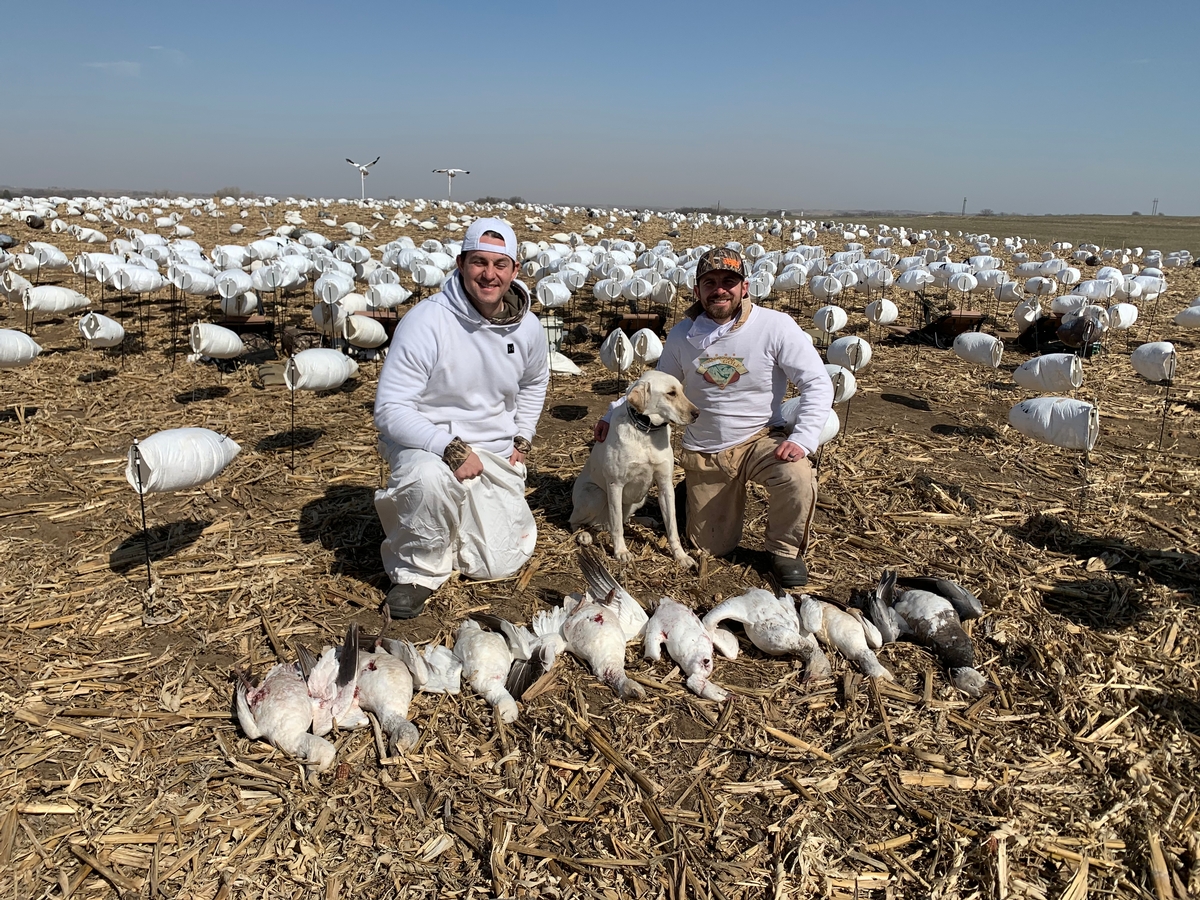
[{"xmin": 628, "ymin": 407, "xmax": 667, "ymax": 434}]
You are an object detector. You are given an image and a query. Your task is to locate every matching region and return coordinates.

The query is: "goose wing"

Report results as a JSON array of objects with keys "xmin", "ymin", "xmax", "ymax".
[
  {"xmin": 576, "ymin": 546, "xmax": 647, "ymax": 640},
  {"xmin": 895, "ymin": 575, "xmax": 983, "ymax": 620}
]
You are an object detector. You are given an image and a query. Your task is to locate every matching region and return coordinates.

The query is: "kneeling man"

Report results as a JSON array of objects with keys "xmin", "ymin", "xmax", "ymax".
[
  {"xmin": 596, "ymin": 247, "xmax": 832, "ymax": 586},
  {"xmin": 373, "ymin": 218, "xmax": 548, "ymax": 618}
]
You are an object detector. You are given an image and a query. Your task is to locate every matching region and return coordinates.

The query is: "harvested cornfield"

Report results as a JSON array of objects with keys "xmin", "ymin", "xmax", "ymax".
[{"xmin": 1, "ymin": 205, "xmax": 1198, "ymax": 899}]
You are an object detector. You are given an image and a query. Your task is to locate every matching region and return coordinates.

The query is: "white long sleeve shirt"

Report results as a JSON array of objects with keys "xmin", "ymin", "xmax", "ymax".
[
  {"xmin": 658, "ymin": 304, "xmax": 834, "ymax": 454},
  {"xmin": 374, "ymin": 272, "xmax": 549, "ymax": 460}
]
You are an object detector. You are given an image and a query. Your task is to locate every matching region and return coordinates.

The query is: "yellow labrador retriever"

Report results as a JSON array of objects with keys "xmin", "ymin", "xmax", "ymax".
[{"xmin": 570, "ymin": 370, "xmax": 698, "ymax": 567}]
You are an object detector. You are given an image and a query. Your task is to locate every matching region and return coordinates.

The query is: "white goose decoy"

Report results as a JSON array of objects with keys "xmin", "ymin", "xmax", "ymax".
[
  {"xmin": 797, "ymin": 595, "xmax": 892, "ymax": 681},
  {"xmin": 453, "ymin": 619, "xmax": 520, "ymax": 723},
  {"xmin": 644, "ymin": 598, "xmax": 738, "ymax": 701},
  {"xmin": 300, "ymin": 624, "xmax": 366, "ymax": 737},
  {"xmin": 857, "ymin": 571, "xmax": 987, "ymax": 697},
  {"xmin": 701, "ymin": 588, "xmax": 828, "ymax": 678},
  {"xmin": 235, "ymin": 662, "xmax": 335, "ymax": 773}
]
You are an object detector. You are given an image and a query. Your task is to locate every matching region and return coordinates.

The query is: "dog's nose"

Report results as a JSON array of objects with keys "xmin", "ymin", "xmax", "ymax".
[{"xmin": 689, "ymin": 409, "xmax": 700, "ymax": 422}]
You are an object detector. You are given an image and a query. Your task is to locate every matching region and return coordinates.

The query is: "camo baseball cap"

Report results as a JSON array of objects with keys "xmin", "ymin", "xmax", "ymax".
[{"xmin": 696, "ymin": 247, "xmax": 747, "ymax": 280}]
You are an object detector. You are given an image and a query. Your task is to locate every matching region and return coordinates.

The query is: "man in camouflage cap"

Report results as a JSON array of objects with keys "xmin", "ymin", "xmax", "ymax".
[{"xmin": 597, "ymin": 245, "xmax": 833, "ymax": 586}]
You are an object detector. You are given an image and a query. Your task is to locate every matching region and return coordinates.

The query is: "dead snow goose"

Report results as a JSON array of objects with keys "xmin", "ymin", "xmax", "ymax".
[
  {"xmin": 300, "ymin": 624, "xmax": 365, "ymax": 736},
  {"xmin": 701, "ymin": 588, "xmax": 828, "ymax": 678},
  {"xmin": 454, "ymin": 619, "xmax": 520, "ymax": 723},
  {"xmin": 644, "ymin": 597, "xmax": 737, "ymax": 700},
  {"xmin": 893, "ymin": 575, "xmax": 983, "ymax": 620},
  {"xmin": 796, "ymin": 594, "xmax": 892, "ymax": 680},
  {"xmin": 472, "ymin": 610, "xmax": 566, "ymax": 701},
  {"xmin": 560, "ymin": 589, "xmax": 646, "ymax": 700},
  {"xmin": 235, "ymin": 662, "xmax": 335, "ymax": 773},
  {"xmin": 381, "ymin": 638, "xmax": 463, "ymax": 694},
  {"xmin": 575, "ymin": 546, "xmax": 649, "ymax": 640},
  {"xmin": 351, "ymin": 614, "xmax": 421, "ymax": 753},
  {"xmin": 855, "ymin": 571, "xmax": 987, "ymax": 697}
]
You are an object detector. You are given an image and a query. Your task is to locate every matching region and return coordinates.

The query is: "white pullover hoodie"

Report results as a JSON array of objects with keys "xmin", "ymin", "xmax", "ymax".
[{"xmin": 374, "ymin": 272, "xmax": 549, "ymax": 461}]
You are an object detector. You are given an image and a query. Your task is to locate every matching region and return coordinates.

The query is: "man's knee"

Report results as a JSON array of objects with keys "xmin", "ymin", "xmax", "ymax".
[
  {"xmin": 766, "ymin": 457, "xmax": 816, "ymax": 494},
  {"xmin": 388, "ymin": 449, "xmax": 455, "ymax": 491}
]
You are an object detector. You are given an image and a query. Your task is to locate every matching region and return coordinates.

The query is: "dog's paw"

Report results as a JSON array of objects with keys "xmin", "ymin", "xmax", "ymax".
[
  {"xmin": 574, "ymin": 531, "xmax": 594, "ymax": 546},
  {"xmin": 672, "ymin": 550, "xmax": 696, "ymax": 569},
  {"xmin": 614, "ymin": 549, "xmax": 634, "ymax": 564}
]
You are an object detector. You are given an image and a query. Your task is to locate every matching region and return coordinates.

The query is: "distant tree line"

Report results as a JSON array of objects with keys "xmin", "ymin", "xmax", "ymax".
[
  {"xmin": 476, "ymin": 196, "xmax": 525, "ymax": 205},
  {"xmin": 1, "ymin": 185, "xmax": 183, "ymax": 199}
]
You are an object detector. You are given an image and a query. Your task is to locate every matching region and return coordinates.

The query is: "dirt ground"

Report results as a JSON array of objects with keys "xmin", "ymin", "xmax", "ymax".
[{"xmin": 1, "ymin": 204, "xmax": 1198, "ymax": 899}]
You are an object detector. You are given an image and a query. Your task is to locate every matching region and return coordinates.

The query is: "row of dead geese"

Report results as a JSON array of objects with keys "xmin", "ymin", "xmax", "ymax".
[{"xmin": 237, "ymin": 549, "xmax": 985, "ymax": 773}]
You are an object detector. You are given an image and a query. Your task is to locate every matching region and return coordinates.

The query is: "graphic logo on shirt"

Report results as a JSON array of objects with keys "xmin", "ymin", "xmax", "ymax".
[{"xmin": 697, "ymin": 355, "xmax": 747, "ymax": 389}]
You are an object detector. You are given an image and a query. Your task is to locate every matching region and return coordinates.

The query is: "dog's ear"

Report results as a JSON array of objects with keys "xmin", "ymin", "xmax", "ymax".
[{"xmin": 627, "ymin": 381, "xmax": 650, "ymax": 414}]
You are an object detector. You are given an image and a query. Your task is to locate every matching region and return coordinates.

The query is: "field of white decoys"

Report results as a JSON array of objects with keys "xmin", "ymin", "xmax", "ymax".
[{"xmin": 2, "ymin": 191, "xmax": 1198, "ymax": 900}]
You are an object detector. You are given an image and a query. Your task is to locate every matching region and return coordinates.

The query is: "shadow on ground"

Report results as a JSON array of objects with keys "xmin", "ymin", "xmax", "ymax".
[
  {"xmin": 591, "ymin": 378, "xmax": 632, "ymax": 396},
  {"xmin": 527, "ymin": 470, "xmax": 575, "ymax": 530},
  {"xmin": 1007, "ymin": 513, "xmax": 1198, "ymax": 627},
  {"xmin": 299, "ymin": 485, "xmax": 387, "ymax": 589},
  {"xmin": 0, "ymin": 405, "xmax": 38, "ymax": 422},
  {"xmin": 257, "ymin": 427, "xmax": 323, "ymax": 453},
  {"xmin": 931, "ymin": 423, "xmax": 1000, "ymax": 441},
  {"xmin": 175, "ymin": 385, "xmax": 231, "ymax": 404},
  {"xmin": 109, "ymin": 519, "xmax": 212, "ymax": 573},
  {"xmin": 78, "ymin": 369, "xmax": 118, "ymax": 384},
  {"xmin": 882, "ymin": 393, "xmax": 932, "ymax": 412},
  {"xmin": 549, "ymin": 404, "xmax": 589, "ymax": 422}
]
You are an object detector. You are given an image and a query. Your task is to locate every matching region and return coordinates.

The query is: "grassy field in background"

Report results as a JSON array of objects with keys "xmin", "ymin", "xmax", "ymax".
[{"xmin": 854, "ymin": 214, "xmax": 1200, "ymax": 254}]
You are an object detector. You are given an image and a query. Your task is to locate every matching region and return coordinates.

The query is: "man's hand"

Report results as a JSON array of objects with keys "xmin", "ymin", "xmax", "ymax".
[
  {"xmin": 509, "ymin": 449, "xmax": 526, "ymax": 467},
  {"xmin": 775, "ymin": 440, "xmax": 807, "ymax": 462},
  {"xmin": 593, "ymin": 420, "xmax": 610, "ymax": 443},
  {"xmin": 454, "ymin": 450, "xmax": 485, "ymax": 482}
]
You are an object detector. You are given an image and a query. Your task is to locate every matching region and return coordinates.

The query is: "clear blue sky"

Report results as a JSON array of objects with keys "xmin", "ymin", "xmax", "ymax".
[{"xmin": 2, "ymin": 0, "xmax": 1197, "ymax": 214}]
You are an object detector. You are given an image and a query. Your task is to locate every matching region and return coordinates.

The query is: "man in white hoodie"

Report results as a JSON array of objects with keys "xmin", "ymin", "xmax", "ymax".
[
  {"xmin": 597, "ymin": 247, "xmax": 832, "ymax": 586},
  {"xmin": 374, "ymin": 218, "xmax": 548, "ymax": 618}
]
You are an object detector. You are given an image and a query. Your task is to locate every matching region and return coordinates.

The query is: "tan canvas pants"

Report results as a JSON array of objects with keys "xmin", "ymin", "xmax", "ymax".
[{"xmin": 680, "ymin": 428, "xmax": 818, "ymax": 559}]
